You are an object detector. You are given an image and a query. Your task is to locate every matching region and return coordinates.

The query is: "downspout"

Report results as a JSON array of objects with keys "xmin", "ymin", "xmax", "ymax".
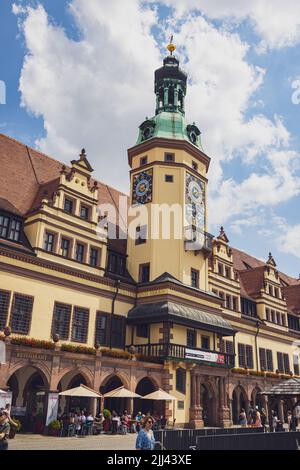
[
  {"xmin": 110, "ymin": 279, "xmax": 121, "ymax": 349},
  {"xmin": 255, "ymin": 321, "xmax": 261, "ymax": 371}
]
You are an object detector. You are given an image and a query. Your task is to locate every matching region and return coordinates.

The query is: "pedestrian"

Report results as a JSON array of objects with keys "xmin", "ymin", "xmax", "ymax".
[
  {"xmin": 136, "ymin": 416, "xmax": 155, "ymax": 450},
  {"xmin": 238, "ymin": 408, "xmax": 247, "ymax": 427},
  {"xmin": 260, "ymin": 408, "xmax": 267, "ymax": 431},
  {"xmin": 272, "ymin": 412, "xmax": 279, "ymax": 432},
  {"xmin": 0, "ymin": 410, "xmax": 10, "ymax": 451},
  {"xmin": 254, "ymin": 406, "xmax": 262, "ymax": 427}
]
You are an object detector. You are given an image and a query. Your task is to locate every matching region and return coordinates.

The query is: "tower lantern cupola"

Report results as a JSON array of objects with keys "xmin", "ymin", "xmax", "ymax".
[
  {"xmin": 136, "ymin": 38, "xmax": 203, "ymax": 150},
  {"xmin": 155, "ymin": 38, "xmax": 187, "ymax": 115}
]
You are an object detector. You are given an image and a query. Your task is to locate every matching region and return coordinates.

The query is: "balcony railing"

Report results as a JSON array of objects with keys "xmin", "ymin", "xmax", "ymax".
[
  {"xmin": 184, "ymin": 226, "xmax": 214, "ymax": 254},
  {"xmin": 127, "ymin": 343, "xmax": 235, "ymax": 368}
]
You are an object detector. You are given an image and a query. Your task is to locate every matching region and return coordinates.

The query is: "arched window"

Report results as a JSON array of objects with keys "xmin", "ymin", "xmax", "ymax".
[
  {"xmin": 178, "ymin": 89, "xmax": 183, "ymax": 108},
  {"xmin": 159, "ymin": 88, "xmax": 164, "ymax": 107},
  {"xmin": 176, "ymin": 368, "xmax": 186, "ymax": 394},
  {"xmin": 168, "ymin": 86, "xmax": 174, "ymax": 105}
]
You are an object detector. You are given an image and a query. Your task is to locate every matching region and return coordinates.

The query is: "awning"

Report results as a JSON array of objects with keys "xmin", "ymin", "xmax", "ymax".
[
  {"xmin": 142, "ymin": 389, "xmax": 176, "ymax": 401},
  {"xmin": 127, "ymin": 301, "xmax": 235, "ymax": 336},
  {"xmin": 59, "ymin": 384, "xmax": 102, "ymax": 398},
  {"xmin": 103, "ymin": 387, "xmax": 141, "ymax": 399},
  {"xmin": 260, "ymin": 378, "xmax": 300, "ymax": 396}
]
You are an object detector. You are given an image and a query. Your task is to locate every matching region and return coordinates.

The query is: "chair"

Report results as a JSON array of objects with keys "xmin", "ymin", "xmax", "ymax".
[{"xmin": 81, "ymin": 421, "xmax": 93, "ymax": 436}]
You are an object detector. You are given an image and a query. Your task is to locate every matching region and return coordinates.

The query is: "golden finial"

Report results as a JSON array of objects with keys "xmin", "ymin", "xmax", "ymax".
[{"xmin": 167, "ymin": 34, "xmax": 176, "ymax": 55}]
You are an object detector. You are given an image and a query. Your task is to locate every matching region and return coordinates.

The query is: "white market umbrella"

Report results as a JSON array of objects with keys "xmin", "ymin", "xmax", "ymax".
[
  {"xmin": 142, "ymin": 389, "xmax": 176, "ymax": 401},
  {"xmin": 0, "ymin": 389, "xmax": 6, "ymax": 393},
  {"xmin": 104, "ymin": 386, "xmax": 141, "ymax": 399},
  {"xmin": 59, "ymin": 384, "xmax": 102, "ymax": 398}
]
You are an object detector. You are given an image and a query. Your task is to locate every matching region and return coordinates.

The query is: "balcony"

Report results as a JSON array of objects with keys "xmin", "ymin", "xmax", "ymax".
[
  {"xmin": 127, "ymin": 343, "xmax": 235, "ymax": 368},
  {"xmin": 184, "ymin": 226, "xmax": 214, "ymax": 255}
]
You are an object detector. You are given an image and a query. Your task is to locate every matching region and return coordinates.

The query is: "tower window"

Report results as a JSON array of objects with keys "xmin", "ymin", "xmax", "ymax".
[
  {"xmin": 136, "ymin": 226, "xmax": 147, "ymax": 245},
  {"xmin": 165, "ymin": 175, "xmax": 174, "ymax": 183},
  {"xmin": 139, "ymin": 263, "xmax": 150, "ymax": 283},
  {"xmin": 192, "ymin": 161, "xmax": 198, "ymax": 171},
  {"xmin": 165, "ymin": 153, "xmax": 175, "ymax": 163},
  {"xmin": 64, "ymin": 198, "xmax": 74, "ymax": 214},
  {"xmin": 168, "ymin": 86, "xmax": 174, "ymax": 105},
  {"xmin": 140, "ymin": 156, "xmax": 148, "ymax": 166}
]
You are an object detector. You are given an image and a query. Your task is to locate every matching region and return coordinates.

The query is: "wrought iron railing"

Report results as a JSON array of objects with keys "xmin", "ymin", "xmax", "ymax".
[{"xmin": 126, "ymin": 343, "xmax": 235, "ymax": 368}]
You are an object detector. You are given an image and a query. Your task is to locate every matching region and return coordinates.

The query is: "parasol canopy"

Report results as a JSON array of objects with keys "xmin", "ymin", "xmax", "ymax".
[
  {"xmin": 59, "ymin": 384, "xmax": 102, "ymax": 398},
  {"xmin": 260, "ymin": 378, "xmax": 300, "ymax": 396},
  {"xmin": 103, "ymin": 386, "xmax": 141, "ymax": 398},
  {"xmin": 142, "ymin": 389, "xmax": 176, "ymax": 401}
]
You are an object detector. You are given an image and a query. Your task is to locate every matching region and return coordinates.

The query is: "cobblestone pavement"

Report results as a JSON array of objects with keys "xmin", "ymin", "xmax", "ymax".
[{"xmin": 8, "ymin": 433, "xmax": 136, "ymax": 450}]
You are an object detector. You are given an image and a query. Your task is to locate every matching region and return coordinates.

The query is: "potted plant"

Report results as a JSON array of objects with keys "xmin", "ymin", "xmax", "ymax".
[{"xmin": 48, "ymin": 420, "xmax": 61, "ymax": 437}]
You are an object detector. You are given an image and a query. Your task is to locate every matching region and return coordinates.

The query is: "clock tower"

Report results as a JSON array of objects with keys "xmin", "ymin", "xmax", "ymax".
[{"xmin": 127, "ymin": 39, "xmax": 213, "ymax": 289}]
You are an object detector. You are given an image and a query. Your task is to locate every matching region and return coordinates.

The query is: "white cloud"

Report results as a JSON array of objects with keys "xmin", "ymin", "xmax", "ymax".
[
  {"xmin": 157, "ymin": 0, "xmax": 300, "ymax": 51},
  {"xmin": 278, "ymin": 223, "xmax": 300, "ymax": 259}
]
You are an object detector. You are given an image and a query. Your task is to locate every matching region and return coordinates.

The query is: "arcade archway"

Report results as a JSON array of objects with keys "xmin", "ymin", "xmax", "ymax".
[
  {"xmin": 232, "ymin": 385, "xmax": 249, "ymax": 424},
  {"xmin": 135, "ymin": 377, "xmax": 158, "ymax": 416}
]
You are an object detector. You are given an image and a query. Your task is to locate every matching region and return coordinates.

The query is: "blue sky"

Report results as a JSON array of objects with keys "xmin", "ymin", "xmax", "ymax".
[{"xmin": 0, "ymin": 0, "xmax": 300, "ymax": 277}]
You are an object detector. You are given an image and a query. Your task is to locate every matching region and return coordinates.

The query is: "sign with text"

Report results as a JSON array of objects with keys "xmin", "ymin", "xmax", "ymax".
[
  {"xmin": 186, "ymin": 348, "xmax": 225, "ymax": 364},
  {"xmin": 46, "ymin": 393, "xmax": 59, "ymax": 426}
]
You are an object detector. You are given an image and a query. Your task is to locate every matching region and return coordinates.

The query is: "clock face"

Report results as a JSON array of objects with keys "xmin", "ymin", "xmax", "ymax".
[
  {"xmin": 132, "ymin": 169, "xmax": 153, "ymax": 205},
  {"xmin": 185, "ymin": 172, "xmax": 205, "ymax": 228}
]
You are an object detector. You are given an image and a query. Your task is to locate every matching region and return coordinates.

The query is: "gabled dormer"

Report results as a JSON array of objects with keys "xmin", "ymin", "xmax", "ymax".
[{"xmin": 24, "ymin": 149, "xmax": 107, "ymax": 274}]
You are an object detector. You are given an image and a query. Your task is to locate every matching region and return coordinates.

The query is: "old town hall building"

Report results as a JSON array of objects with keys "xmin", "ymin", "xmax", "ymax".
[{"xmin": 0, "ymin": 41, "xmax": 299, "ymax": 428}]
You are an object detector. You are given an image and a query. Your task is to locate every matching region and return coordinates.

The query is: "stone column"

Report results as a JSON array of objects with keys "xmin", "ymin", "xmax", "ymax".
[
  {"xmin": 189, "ymin": 372, "xmax": 203, "ymax": 428},
  {"xmin": 262, "ymin": 395, "xmax": 269, "ymax": 424},
  {"xmin": 278, "ymin": 400, "xmax": 285, "ymax": 423},
  {"xmin": 219, "ymin": 377, "xmax": 231, "ymax": 428}
]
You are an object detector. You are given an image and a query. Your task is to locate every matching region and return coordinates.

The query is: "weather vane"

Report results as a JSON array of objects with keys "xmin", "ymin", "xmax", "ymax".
[{"xmin": 167, "ymin": 34, "xmax": 176, "ymax": 55}]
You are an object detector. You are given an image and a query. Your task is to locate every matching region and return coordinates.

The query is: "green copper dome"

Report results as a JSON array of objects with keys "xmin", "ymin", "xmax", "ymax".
[
  {"xmin": 136, "ymin": 46, "xmax": 203, "ymax": 150},
  {"xmin": 136, "ymin": 112, "xmax": 203, "ymax": 151}
]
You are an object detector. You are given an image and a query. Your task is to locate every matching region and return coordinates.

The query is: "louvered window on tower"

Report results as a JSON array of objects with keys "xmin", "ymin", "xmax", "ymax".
[
  {"xmin": 0, "ymin": 290, "xmax": 11, "ymax": 330},
  {"xmin": 52, "ymin": 303, "xmax": 72, "ymax": 340},
  {"xmin": 71, "ymin": 307, "xmax": 89, "ymax": 343},
  {"xmin": 10, "ymin": 294, "xmax": 33, "ymax": 334}
]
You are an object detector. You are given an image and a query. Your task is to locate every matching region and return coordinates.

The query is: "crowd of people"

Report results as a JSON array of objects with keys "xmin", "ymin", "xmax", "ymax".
[
  {"xmin": 57, "ymin": 408, "xmax": 168, "ymax": 437},
  {"xmin": 238, "ymin": 404, "xmax": 300, "ymax": 432}
]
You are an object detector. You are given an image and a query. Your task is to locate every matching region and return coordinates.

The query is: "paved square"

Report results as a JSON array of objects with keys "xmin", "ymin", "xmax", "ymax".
[{"xmin": 8, "ymin": 434, "xmax": 137, "ymax": 451}]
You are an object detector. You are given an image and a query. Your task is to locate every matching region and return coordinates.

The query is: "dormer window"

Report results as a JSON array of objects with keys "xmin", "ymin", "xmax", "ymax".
[
  {"xmin": 80, "ymin": 205, "xmax": 89, "ymax": 220},
  {"xmin": 64, "ymin": 197, "xmax": 74, "ymax": 214},
  {"xmin": 61, "ymin": 238, "xmax": 70, "ymax": 258},
  {"xmin": 44, "ymin": 232, "xmax": 55, "ymax": 253},
  {"xmin": 0, "ymin": 213, "xmax": 22, "ymax": 243},
  {"xmin": 76, "ymin": 243, "xmax": 85, "ymax": 263}
]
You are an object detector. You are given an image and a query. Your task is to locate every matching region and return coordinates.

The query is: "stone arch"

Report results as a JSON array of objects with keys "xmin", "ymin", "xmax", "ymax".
[
  {"xmin": 100, "ymin": 371, "xmax": 130, "ymax": 392},
  {"xmin": 7, "ymin": 360, "xmax": 51, "ymax": 386},
  {"xmin": 201, "ymin": 381, "xmax": 217, "ymax": 427},
  {"xmin": 53, "ymin": 366, "xmax": 94, "ymax": 391},
  {"xmin": 100, "ymin": 374, "xmax": 127, "ymax": 415},
  {"xmin": 232, "ymin": 385, "xmax": 249, "ymax": 424},
  {"xmin": 251, "ymin": 386, "xmax": 263, "ymax": 409}
]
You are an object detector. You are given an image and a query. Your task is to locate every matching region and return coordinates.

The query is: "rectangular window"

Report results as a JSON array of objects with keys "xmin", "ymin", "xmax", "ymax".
[
  {"xmin": 165, "ymin": 175, "xmax": 174, "ymax": 183},
  {"xmin": 140, "ymin": 156, "xmax": 148, "ymax": 166},
  {"xmin": 51, "ymin": 303, "xmax": 71, "ymax": 340},
  {"xmin": 80, "ymin": 205, "xmax": 89, "ymax": 220},
  {"xmin": 226, "ymin": 295, "xmax": 231, "ymax": 310},
  {"xmin": 219, "ymin": 291, "xmax": 225, "ymax": 307},
  {"xmin": 135, "ymin": 226, "xmax": 147, "ymax": 245},
  {"xmin": 0, "ymin": 290, "xmax": 11, "ymax": 330},
  {"xmin": 225, "ymin": 266, "xmax": 230, "ymax": 278},
  {"xmin": 64, "ymin": 198, "xmax": 74, "ymax": 214},
  {"xmin": 8, "ymin": 219, "xmax": 21, "ymax": 242},
  {"xmin": 111, "ymin": 316, "xmax": 126, "ymax": 349},
  {"xmin": 71, "ymin": 307, "xmax": 89, "ymax": 343},
  {"xmin": 283, "ymin": 354, "xmax": 290, "ymax": 374},
  {"xmin": 276, "ymin": 312, "xmax": 281, "ymax": 324},
  {"xmin": 232, "ymin": 297, "xmax": 238, "ymax": 311},
  {"xmin": 61, "ymin": 238, "xmax": 70, "ymax": 258},
  {"xmin": 238, "ymin": 343, "xmax": 253, "ymax": 369},
  {"xmin": 90, "ymin": 248, "xmax": 99, "ymax": 267},
  {"xmin": 139, "ymin": 264, "xmax": 150, "ymax": 283},
  {"xmin": 136, "ymin": 324, "xmax": 149, "ymax": 338},
  {"xmin": 259, "ymin": 348, "xmax": 273, "ymax": 371},
  {"xmin": 294, "ymin": 355, "xmax": 299, "ymax": 376},
  {"xmin": 218, "ymin": 263, "xmax": 223, "ymax": 275},
  {"xmin": 165, "ymin": 153, "xmax": 175, "ymax": 163},
  {"xmin": 192, "ymin": 161, "xmax": 198, "ymax": 171},
  {"xmin": 95, "ymin": 312, "xmax": 109, "ymax": 347},
  {"xmin": 0, "ymin": 215, "xmax": 9, "ymax": 238},
  {"xmin": 10, "ymin": 294, "xmax": 33, "ymax": 334},
  {"xmin": 201, "ymin": 336, "xmax": 210, "ymax": 350},
  {"xmin": 274, "ymin": 288, "xmax": 279, "ymax": 298},
  {"xmin": 76, "ymin": 243, "xmax": 85, "ymax": 263},
  {"xmin": 187, "ymin": 329, "xmax": 196, "ymax": 348},
  {"xmin": 44, "ymin": 232, "xmax": 55, "ymax": 253},
  {"xmin": 108, "ymin": 253, "xmax": 126, "ymax": 276},
  {"xmin": 220, "ymin": 340, "xmax": 234, "ymax": 355},
  {"xmin": 288, "ymin": 314, "xmax": 300, "ymax": 331},
  {"xmin": 191, "ymin": 269, "xmax": 199, "ymax": 288},
  {"xmin": 266, "ymin": 308, "xmax": 270, "ymax": 322},
  {"xmin": 269, "ymin": 285, "xmax": 273, "ymax": 296},
  {"xmin": 176, "ymin": 368, "xmax": 186, "ymax": 395},
  {"xmin": 271, "ymin": 310, "xmax": 275, "ymax": 323},
  {"xmin": 281, "ymin": 314, "xmax": 286, "ymax": 327}
]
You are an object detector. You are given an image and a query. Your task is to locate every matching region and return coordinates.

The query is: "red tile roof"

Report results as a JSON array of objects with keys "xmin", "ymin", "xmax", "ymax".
[{"xmin": 283, "ymin": 285, "xmax": 300, "ymax": 314}]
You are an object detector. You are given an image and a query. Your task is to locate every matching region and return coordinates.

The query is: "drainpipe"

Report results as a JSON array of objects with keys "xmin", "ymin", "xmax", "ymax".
[
  {"xmin": 110, "ymin": 279, "xmax": 121, "ymax": 349},
  {"xmin": 255, "ymin": 321, "xmax": 261, "ymax": 371}
]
